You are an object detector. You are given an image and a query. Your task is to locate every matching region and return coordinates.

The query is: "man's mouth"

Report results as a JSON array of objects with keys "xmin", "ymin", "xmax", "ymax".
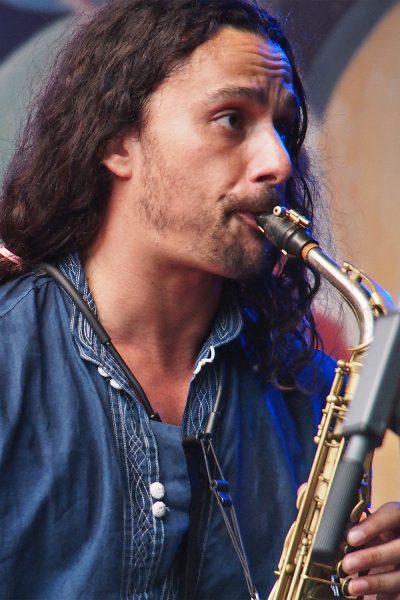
[{"xmin": 235, "ymin": 210, "xmax": 267, "ymax": 233}]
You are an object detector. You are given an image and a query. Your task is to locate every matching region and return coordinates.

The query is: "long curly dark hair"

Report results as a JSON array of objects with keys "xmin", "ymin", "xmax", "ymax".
[{"xmin": 0, "ymin": 0, "xmax": 322, "ymax": 388}]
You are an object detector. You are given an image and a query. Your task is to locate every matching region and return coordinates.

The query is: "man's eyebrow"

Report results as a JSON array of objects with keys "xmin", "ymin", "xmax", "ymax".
[{"xmin": 204, "ymin": 85, "xmax": 300, "ymax": 111}]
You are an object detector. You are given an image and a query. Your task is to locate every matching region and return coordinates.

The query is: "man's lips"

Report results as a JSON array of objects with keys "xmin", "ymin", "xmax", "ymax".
[{"xmin": 235, "ymin": 210, "xmax": 266, "ymax": 232}]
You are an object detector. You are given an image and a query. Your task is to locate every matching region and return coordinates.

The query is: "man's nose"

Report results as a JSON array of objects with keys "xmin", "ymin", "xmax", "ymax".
[{"xmin": 247, "ymin": 126, "xmax": 293, "ymax": 186}]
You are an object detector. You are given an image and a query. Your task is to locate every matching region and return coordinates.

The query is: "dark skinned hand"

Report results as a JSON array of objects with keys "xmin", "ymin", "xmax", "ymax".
[{"xmin": 341, "ymin": 502, "xmax": 400, "ymax": 599}]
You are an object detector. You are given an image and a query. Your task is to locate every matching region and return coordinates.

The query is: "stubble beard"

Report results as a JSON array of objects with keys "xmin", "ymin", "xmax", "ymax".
[
  {"xmin": 137, "ymin": 152, "xmax": 270, "ymax": 281},
  {"xmin": 205, "ymin": 213, "xmax": 268, "ymax": 280}
]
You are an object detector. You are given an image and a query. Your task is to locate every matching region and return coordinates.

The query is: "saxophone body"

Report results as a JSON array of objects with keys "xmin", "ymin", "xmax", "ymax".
[{"xmin": 256, "ymin": 207, "xmax": 394, "ymax": 600}]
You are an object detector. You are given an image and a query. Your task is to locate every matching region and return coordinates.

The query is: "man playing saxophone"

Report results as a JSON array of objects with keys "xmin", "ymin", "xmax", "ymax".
[{"xmin": 0, "ymin": 1, "xmax": 398, "ymax": 598}]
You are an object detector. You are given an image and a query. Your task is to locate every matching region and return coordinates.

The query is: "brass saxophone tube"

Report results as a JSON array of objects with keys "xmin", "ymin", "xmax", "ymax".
[
  {"xmin": 302, "ymin": 246, "xmax": 374, "ymax": 348},
  {"xmin": 255, "ymin": 207, "xmax": 394, "ymax": 600}
]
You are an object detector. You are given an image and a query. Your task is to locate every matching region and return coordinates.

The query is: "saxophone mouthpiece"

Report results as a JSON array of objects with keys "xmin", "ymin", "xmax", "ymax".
[{"xmin": 255, "ymin": 206, "xmax": 318, "ymax": 258}]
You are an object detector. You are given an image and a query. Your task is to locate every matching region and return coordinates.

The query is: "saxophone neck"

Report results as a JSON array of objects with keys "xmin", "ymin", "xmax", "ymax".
[{"xmin": 256, "ymin": 206, "xmax": 395, "ymax": 352}]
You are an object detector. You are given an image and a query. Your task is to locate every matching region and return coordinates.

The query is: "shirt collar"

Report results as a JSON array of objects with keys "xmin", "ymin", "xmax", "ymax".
[
  {"xmin": 58, "ymin": 252, "xmax": 103, "ymax": 366},
  {"xmin": 192, "ymin": 286, "xmax": 243, "ymax": 376}
]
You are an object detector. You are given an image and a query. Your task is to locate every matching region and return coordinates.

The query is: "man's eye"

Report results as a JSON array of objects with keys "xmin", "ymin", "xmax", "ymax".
[
  {"xmin": 275, "ymin": 119, "xmax": 295, "ymax": 146},
  {"xmin": 215, "ymin": 111, "xmax": 244, "ymax": 131}
]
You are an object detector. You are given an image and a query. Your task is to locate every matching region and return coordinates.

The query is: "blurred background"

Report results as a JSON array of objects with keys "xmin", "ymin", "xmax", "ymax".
[{"xmin": 0, "ymin": 0, "xmax": 399, "ymax": 506}]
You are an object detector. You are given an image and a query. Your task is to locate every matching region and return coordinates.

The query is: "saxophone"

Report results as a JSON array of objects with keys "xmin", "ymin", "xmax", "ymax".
[{"xmin": 256, "ymin": 206, "xmax": 395, "ymax": 600}]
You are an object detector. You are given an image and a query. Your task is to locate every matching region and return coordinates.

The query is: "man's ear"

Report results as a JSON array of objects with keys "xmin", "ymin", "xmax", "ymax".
[{"xmin": 101, "ymin": 130, "xmax": 138, "ymax": 178}]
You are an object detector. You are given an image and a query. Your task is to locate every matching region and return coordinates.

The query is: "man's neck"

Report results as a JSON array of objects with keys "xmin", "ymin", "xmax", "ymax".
[{"xmin": 83, "ymin": 240, "xmax": 223, "ymax": 374}]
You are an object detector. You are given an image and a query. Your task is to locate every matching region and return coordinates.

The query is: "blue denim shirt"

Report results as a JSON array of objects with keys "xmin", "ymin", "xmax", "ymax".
[{"xmin": 0, "ymin": 253, "xmax": 333, "ymax": 599}]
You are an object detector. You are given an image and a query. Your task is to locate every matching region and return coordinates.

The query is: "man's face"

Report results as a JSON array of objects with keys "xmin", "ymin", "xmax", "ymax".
[{"xmin": 123, "ymin": 27, "xmax": 297, "ymax": 279}]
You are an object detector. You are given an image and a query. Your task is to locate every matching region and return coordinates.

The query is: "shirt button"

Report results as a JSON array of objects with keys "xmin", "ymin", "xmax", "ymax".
[
  {"xmin": 109, "ymin": 378, "xmax": 123, "ymax": 390},
  {"xmin": 152, "ymin": 501, "xmax": 167, "ymax": 518},
  {"xmin": 97, "ymin": 366, "xmax": 109, "ymax": 378},
  {"xmin": 150, "ymin": 482, "xmax": 165, "ymax": 500}
]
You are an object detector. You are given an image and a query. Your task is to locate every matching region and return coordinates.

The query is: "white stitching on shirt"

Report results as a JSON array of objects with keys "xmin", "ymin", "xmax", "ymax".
[{"xmin": 192, "ymin": 345, "xmax": 215, "ymax": 376}]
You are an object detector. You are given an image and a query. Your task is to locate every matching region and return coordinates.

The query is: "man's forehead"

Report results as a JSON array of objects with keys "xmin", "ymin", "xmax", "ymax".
[
  {"xmin": 192, "ymin": 27, "xmax": 293, "ymax": 86},
  {"xmin": 148, "ymin": 27, "xmax": 297, "ymax": 115}
]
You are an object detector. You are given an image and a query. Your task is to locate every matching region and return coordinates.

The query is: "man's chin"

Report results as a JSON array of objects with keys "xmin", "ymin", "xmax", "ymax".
[{"xmin": 217, "ymin": 247, "xmax": 267, "ymax": 281}]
